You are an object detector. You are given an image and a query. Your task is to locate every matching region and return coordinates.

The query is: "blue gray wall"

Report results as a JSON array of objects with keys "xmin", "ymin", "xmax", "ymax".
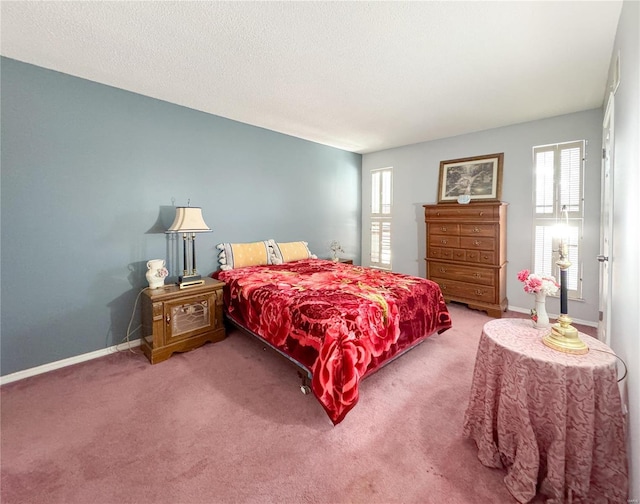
[
  {"xmin": 362, "ymin": 108, "xmax": 604, "ymax": 324},
  {"xmin": 1, "ymin": 57, "xmax": 362, "ymax": 376}
]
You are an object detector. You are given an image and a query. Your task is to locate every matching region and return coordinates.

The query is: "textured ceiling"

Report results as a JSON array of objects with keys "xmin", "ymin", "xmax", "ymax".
[{"xmin": 0, "ymin": 1, "xmax": 623, "ymax": 154}]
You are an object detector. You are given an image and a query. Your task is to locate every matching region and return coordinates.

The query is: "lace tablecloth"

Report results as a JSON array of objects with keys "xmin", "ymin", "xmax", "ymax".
[{"xmin": 463, "ymin": 318, "xmax": 628, "ymax": 503}]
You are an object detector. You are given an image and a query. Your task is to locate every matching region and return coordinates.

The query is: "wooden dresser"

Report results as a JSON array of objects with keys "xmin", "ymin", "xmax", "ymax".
[{"xmin": 423, "ymin": 202, "xmax": 508, "ymax": 317}]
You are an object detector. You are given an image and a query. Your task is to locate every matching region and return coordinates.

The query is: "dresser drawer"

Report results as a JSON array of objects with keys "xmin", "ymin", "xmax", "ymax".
[
  {"xmin": 460, "ymin": 224, "xmax": 495, "ymax": 237},
  {"xmin": 452, "ymin": 249, "xmax": 467, "ymax": 261},
  {"xmin": 430, "ymin": 235, "xmax": 460, "ymax": 248},
  {"xmin": 429, "ymin": 223, "xmax": 460, "ymax": 236},
  {"xmin": 432, "ymin": 278, "xmax": 495, "ymax": 303},
  {"xmin": 465, "ymin": 250, "xmax": 496, "ymax": 264},
  {"xmin": 460, "ymin": 236, "xmax": 496, "ymax": 251},
  {"xmin": 424, "ymin": 204, "xmax": 500, "ymax": 220},
  {"xmin": 428, "ymin": 262, "xmax": 495, "ymax": 286},
  {"xmin": 477, "ymin": 251, "xmax": 496, "ymax": 264},
  {"xmin": 429, "ymin": 247, "xmax": 455, "ymax": 260}
]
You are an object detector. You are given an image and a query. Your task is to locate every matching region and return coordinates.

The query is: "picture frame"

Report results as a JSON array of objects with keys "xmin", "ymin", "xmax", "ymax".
[{"xmin": 437, "ymin": 153, "xmax": 504, "ymax": 203}]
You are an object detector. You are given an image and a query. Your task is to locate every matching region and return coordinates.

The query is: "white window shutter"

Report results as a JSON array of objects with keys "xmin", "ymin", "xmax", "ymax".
[
  {"xmin": 535, "ymin": 149, "xmax": 555, "ymax": 215},
  {"xmin": 370, "ymin": 167, "xmax": 392, "ymax": 270},
  {"xmin": 534, "ymin": 225, "xmax": 555, "ymax": 275},
  {"xmin": 559, "ymin": 143, "xmax": 583, "ymax": 215},
  {"xmin": 532, "ymin": 141, "xmax": 584, "ymax": 298}
]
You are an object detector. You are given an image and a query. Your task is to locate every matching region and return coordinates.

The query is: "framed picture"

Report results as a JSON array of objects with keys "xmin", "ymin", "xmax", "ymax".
[{"xmin": 437, "ymin": 153, "xmax": 504, "ymax": 203}]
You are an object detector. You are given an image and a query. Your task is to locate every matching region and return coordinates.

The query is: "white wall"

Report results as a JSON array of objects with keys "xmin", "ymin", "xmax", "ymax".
[
  {"xmin": 362, "ymin": 109, "xmax": 603, "ymax": 324},
  {"xmin": 606, "ymin": 0, "xmax": 639, "ymax": 498}
]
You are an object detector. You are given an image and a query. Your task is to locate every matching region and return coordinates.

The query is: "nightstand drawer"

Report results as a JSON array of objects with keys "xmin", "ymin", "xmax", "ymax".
[
  {"xmin": 165, "ymin": 293, "xmax": 218, "ymax": 344},
  {"xmin": 141, "ymin": 277, "xmax": 226, "ymax": 364}
]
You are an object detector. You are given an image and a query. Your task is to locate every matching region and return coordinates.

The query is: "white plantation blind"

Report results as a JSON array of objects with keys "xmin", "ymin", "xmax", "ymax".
[
  {"xmin": 534, "ymin": 225, "xmax": 555, "ymax": 274},
  {"xmin": 560, "ymin": 146, "xmax": 583, "ymax": 213},
  {"xmin": 534, "ymin": 224, "xmax": 580, "ymax": 291},
  {"xmin": 370, "ymin": 220, "xmax": 391, "ymax": 267},
  {"xmin": 535, "ymin": 150, "xmax": 555, "ymax": 214},
  {"xmin": 371, "ymin": 168, "xmax": 392, "ymax": 216},
  {"xmin": 371, "ymin": 167, "xmax": 392, "ymax": 269},
  {"xmin": 533, "ymin": 141, "xmax": 585, "ymax": 297}
]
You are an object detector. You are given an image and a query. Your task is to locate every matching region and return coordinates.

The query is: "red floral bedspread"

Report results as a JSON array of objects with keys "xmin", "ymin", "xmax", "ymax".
[{"xmin": 218, "ymin": 259, "xmax": 451, "ymax": 424}]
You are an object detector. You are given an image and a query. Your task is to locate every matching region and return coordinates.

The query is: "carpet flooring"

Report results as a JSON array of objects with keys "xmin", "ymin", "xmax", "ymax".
[{"xmin": 0, "ymin": 303, "xmax": 596, "ymax": 503}]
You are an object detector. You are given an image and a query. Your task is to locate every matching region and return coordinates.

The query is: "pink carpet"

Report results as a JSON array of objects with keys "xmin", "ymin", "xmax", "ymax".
[{"xmin": 1, "ymin": 304, "xmax": 595, "ymax": 503}]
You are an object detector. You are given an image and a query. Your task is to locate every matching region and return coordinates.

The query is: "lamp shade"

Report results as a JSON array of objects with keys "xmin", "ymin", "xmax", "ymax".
[{"xmin": 166, "ymin": 207, "xmax": 211, "ymax": 233}]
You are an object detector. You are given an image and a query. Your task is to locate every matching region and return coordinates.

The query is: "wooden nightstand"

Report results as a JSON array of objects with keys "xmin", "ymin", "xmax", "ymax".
[
  {"xmin": 140, "ymin": 277, "xmax": 226, "ymax": 364},
  {"xmin": 337, "ymin": 258, "xmax": 353, "ymax": 264}
]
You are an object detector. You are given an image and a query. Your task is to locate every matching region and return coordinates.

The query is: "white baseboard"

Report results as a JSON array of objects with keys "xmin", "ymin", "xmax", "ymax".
[
  {"xmin": 0, "ymin": 338, "xmax": 142, "ymax": 386},
  {"xmin": 508, "ymin": 305, "xmax": 597, "ymax": 328}
]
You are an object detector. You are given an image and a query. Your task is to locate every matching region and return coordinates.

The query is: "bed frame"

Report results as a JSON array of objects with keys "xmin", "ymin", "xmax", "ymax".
[
  {"xmin": 225, "ymin": 312, "xmax": 439, "ymax": 396},
  {"xmin": 225, "ymin": 314, "xmax": 314, "ymax": 394}
]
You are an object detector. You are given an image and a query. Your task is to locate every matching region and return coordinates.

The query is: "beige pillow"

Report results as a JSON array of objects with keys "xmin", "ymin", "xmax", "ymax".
[
  {"xmin": 217, "ymin": 240, "xmax": 274, "ymax": 270},
  {"xmin": 270, "ymin": 241, "xmax": 317, "ymax": 264}
]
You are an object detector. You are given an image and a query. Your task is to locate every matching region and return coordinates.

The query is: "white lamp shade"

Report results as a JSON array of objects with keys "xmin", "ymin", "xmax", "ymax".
[{"xmin": 166, "ymin": 207, "xmax": 211, "ymax": 233}]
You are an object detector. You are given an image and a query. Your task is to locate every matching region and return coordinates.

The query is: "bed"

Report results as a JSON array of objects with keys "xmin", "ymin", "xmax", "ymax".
[{"xmin": 216, "ymin": 247, "xmax": 451, "ymax": 424}]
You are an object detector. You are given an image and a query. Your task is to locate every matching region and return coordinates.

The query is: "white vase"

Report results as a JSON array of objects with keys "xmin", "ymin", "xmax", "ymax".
[
  {"xmin": 532, "ymin": 291, "xmax": 550, "ymax": 328},
  {"xmin": 146, "ymin": 259, "xmax": 166, "ymax": 289}
]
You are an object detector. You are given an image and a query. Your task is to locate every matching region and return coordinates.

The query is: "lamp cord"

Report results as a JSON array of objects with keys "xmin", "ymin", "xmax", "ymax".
[
  {"xmin": 120, "ymin": 287, "xmax": 147, "ymax": 354},
  {"xmin": 589, "ymin": 348, "xmax": 628, "ymax": 382}
]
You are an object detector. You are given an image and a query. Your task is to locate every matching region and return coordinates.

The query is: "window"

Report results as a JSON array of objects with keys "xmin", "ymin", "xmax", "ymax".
[
  {"xmin": 370, "ymin": 167, "xmax": 392, "ymax": 269},
  {"xmin": 533, "ymin": 141, "xmax": 585, "ymax": 298}
]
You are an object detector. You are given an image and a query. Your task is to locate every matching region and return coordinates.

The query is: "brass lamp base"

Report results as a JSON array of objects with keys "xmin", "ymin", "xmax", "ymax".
[
  {"xmin": 542, "ymin": 314, "xmax": 589, "ymax": 355},
  {"xmin": 178, "ymin": 273, "xmax": 205, "ymax": 289}
]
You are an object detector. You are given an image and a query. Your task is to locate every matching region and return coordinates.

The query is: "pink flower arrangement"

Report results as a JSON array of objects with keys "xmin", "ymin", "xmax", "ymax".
[
  {"xmin": 517, "ymin": 269, "xmax": 559, "ymax": 296},
  {"xmin": 155, "ymin": 267, "xmax": 169, "ymax": 279}
]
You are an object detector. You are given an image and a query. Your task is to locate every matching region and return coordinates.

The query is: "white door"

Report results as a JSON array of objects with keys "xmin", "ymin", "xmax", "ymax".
[{"xmin": 598, "ymin": 93, "xmax": 614, "ymax": 345}]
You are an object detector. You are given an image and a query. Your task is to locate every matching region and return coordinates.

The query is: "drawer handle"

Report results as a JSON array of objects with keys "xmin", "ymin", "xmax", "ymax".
[
  {"xmin": 479, "ymin": 211, "xmax": 484, "ymax": 216},
  {"xmin": 483, "ymin": 255, "xmax": 489, "ymax": 260},
  {"xmin": 474, "ymin": 289, "xmax": 486, "ymax": 295},
  {"xmin": 439, "ymin": 267, "xmax": 447, "ymax": 273},
  {"xmin": 441, "ymin": 239, "xmax": 448, "ymax": 245},
  {"xmin": 473, "ymin": 240, "xmax": 482, "ymax": 246},
  {"xmin": 436, "ymin": 212, "xmax": 441, "ymax": 216},
  {"xmin": 440, "ymin": 226, "xmax": 448, "ymax": 232},
  {"xmin": 166, "ymin": 314, "xmax": 171, "ymax": 324},
  {"xmin": 472, "ymin": 227, "xmax": 481, "ymax": 233},
  {"xmin": 473, "ymin": 272, "xmax": 481, "ymax": 278}
]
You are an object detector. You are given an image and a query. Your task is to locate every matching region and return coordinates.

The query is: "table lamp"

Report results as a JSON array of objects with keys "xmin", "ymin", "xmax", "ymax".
[
  {"xmin": 542, "ymin": 206, "xmax": 589, "ymax": 354},
  {"xmin": 166, "ymin": 205, "xmax": 211, "ymax": 289}
]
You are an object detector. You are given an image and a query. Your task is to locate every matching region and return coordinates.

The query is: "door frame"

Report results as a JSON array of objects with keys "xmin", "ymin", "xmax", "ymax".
[{"xmin": 598, "ymin": 92, "xmax": 615, "ymax": 345}]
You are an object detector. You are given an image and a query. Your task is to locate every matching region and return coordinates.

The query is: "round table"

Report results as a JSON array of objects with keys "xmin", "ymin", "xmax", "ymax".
[{"xmin": 463, "ymin": 318, "xmax": 628, "ymax": 503}]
